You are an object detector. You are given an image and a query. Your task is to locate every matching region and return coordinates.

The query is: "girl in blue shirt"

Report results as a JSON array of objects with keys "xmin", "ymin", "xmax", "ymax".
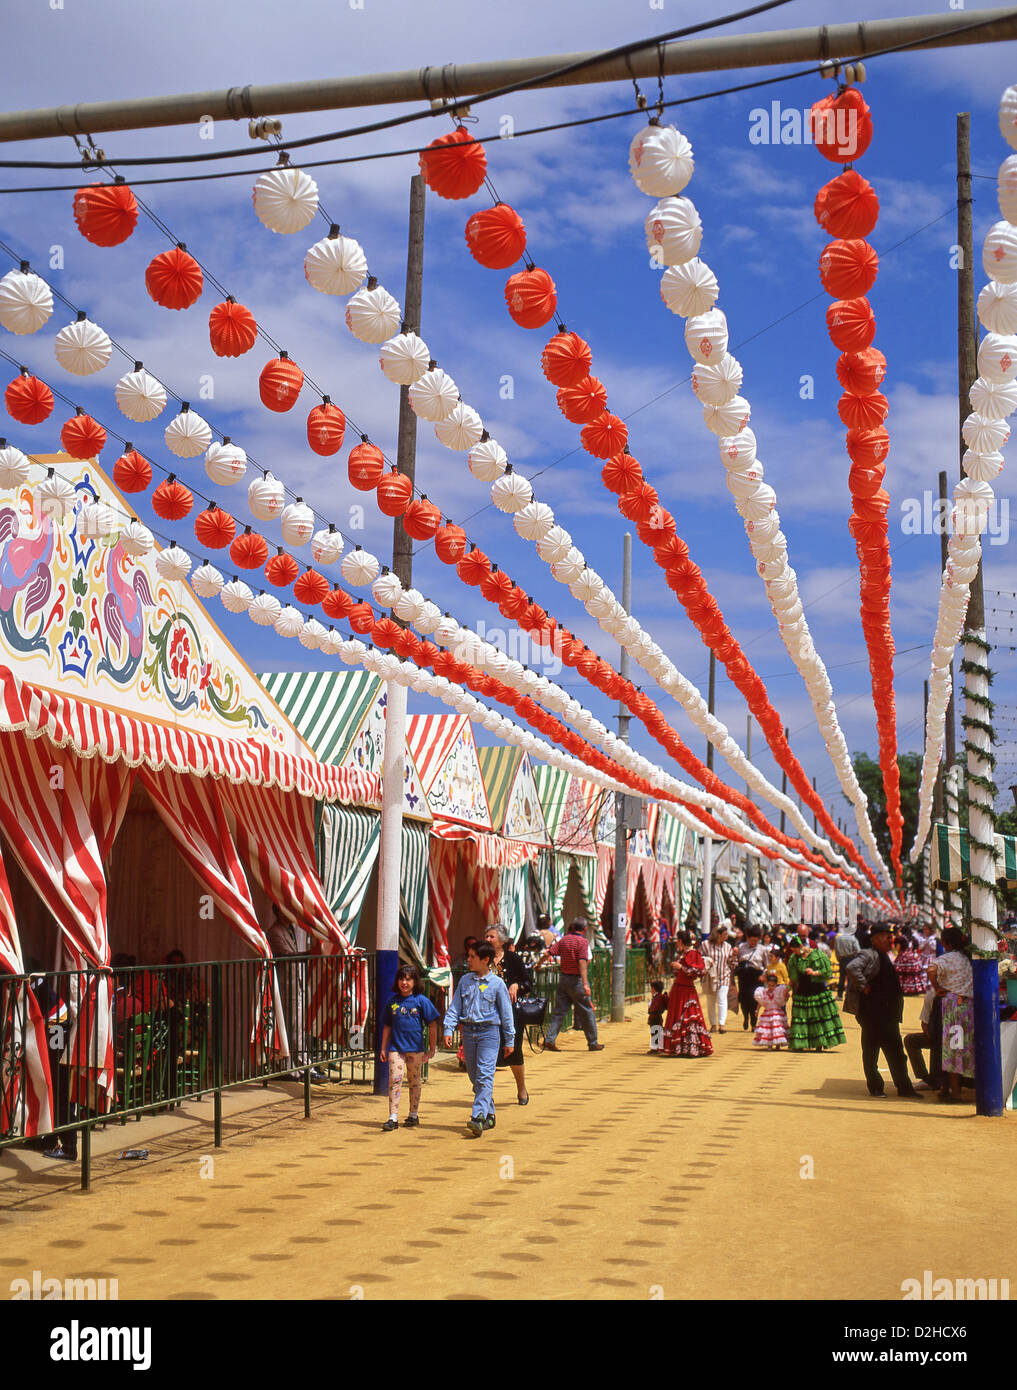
[{"xmin": 379, "ymin": 965, "xmax": 440, "ymax": 1132}]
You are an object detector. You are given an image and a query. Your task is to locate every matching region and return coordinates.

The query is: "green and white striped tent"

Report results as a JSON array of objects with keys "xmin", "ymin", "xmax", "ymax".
[
  {"xmin": 932, "ymin": 823, "xmax": 1017, "ymax": 888},
  {"xmin": 260, "ymin": 671, "xmax": 434, "ymax": 971}
]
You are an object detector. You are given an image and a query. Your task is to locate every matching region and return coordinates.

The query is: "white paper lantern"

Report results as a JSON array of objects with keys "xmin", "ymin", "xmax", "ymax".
[
  {"xmin": 1000, "ymin": 86, "xmax": 1017, "ymax": 153},
  {"xmin": 969, "ymin": 375, "xmax": 1017, "ymax": 421},
  {"xmin": 299, "ymin": 617, "xmax": 328, "ymax": 650},
  {"xmin": 644, "ymin": 197, "xmax": 702, "ymax": 267},
  {"xmin": 338, "ymin": 637, "xmax": 367, "ymax": 664},
  {"xmin": 977, "ymin": 332, "xmax": 1017, "ymax": 384},
  {"xmin": 248, "ymin": 473, "xmax": 286, "ymax": 522},
  {"xmin": 280, "ymin": 498, "xmax": 315, "ymax": 547},
  {"xmin": 253, "ymin": 166, "xmax": 319, "ymax": 234},
  {"xmin": 340, "ymin": 547, "xmax": 380, "ymax": 587},
  {"xmin": 467, "ymin": 437, "xmax": 507, "ymax": 482},
  {"xmin": 80, "ymin": 501, "xmax": 117, "ymax": 539},
  {"xmin": 304, "ymin": 232, "xmax": 367, "ymax": 295},
  {"xmin": 379, "ymin": 332, "xmax": 430, "ymax": 386},
  {"xmin": 629, "ymin": 123, "xmax": 694, "ymax": 197},
  {"xmin": 345, "ymin": 284, "xmax": 401, "ymax": 343},
  {"xmin": 269, "ymin": 604, "xmax": 301, "ymax": 639},
  {"xmin": 983, "ymin": 220, "xmax": 1017, "ymax": 285},
  {"xmin": 245, "ymin": 592, "xmax": 280, "ymax": 627},
  {"xmin": 408, "ymin": 367, "xmax": 458, "ymax": 422},
  {"xmin": 114, "ymin": 367, "xmax": 167, "ymax": 423},
  {"xmin": 999, "ymin": 154, "xmax": 1017, "ymax": 224},
  {"xmin": 536, "ymin": 526, "xmax": 573, "ymax": 564},
  {"xmin": 165, "ymin": 407, "xmax": 212, "ymax": 458},
  {"xmin": 35, "ymin": 472, "xmax": 76, "ymax": 522},
  {"xmin": 372, "ymin": 571, "xmax": 403, "ymax": 608},
  {"xmin": 204, "ymin": 440, "xmax": 248, "ymax": 487},
  {"xmin": 415, "ymin": 600, "xmax": 442, "ymax": 634},
  {"xmin": 953, "ymin": 477, "xmax": 995, "ymax": 533},
  {"xmin": 977, "ymin": 281, "xmax": 1017, "ymax": 336},
  {"xmin": 569, "ymin": 568, "xmax": 602, "ymax": 603},
  {"xmin": 691, "ymin": 354, "xmax": 743, "ymax": 406},
  {"xmin": 0, "ymin": 269, "xmax": 53, "ymax": 335},
  {"xmin": 702, "ymin": 395, "xmax": 751, "ymax": 437},
  {"xmin": 684, "ymin": 308, "xmax": 729, "ymax": 366},
  {"xmin": 718, "ymin": 428, "xmax": 758, "ymax": 471},
  {"xmin": 320, "ymin": 628, "xmax": 344, "ymax": 657},
  {"xmin": 394, "ymin": 586, "xmax": 424, "ymax": 623},
  {"xmin": 431, "ymin": 616, "xmax": 458, "ymax": 649},
  {"xmin": 54, "ymin": 317, "xmax": 112, "ymax": 376},
  {"xmin": 311, "ymin": 527, "xmax": 344, "ymax": 566},
  {"xmin": 551, "ymin": 548, "xmax": 585, "ymax": 584},
  {"xmin": 220, "ymin": 578, "xmax": 254, "ymax": 613},
  {"xmin": 587, "ymin": 590, "xmax": 615, "ymax": 620},
  {"xmin": 155, "ymin": 545, "xmax": 192, "ymax": 582},
  {"xmin": 738, "ymin": 482, "xmax": 777, "ymax": 522},
  {"xmin": 491, "ymin": 469, "xmax": 533, "ymax": 514},
  {"xmin": 119, "ymin": 519, "xmax": 154, "ymax": 558},
  {"xmin": 435, "ymin": 401, "xmax": 484, "ymax": 452},
  {"xmin": 513, "ymin": 499, "xmax": 555, "ymax": 541},
  {"xmin": 0, "ymin": 444, "xmax": 30, "ymax": 489},
  {"xmin": 191, "ymin": 563, "xmax": 224, "ymax": 598}
]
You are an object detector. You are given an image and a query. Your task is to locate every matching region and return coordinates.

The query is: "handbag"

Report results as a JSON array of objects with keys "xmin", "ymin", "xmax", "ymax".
[{"xmin": 515, "ymin": 993, "xmax": 548, "ymax": 1027}]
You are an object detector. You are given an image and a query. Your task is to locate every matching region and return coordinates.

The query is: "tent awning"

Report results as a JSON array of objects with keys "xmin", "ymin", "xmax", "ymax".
[
  {"xmin": 0, "ymin": 665, "xmax": 379, "ymax": 807},
  {"xmin": 429, "ymin": 818, "xmax": 539, "ymax": 868},
  {"xmin": 933, "ymin": 822, "xmax": 1017, "ymax": 887}
]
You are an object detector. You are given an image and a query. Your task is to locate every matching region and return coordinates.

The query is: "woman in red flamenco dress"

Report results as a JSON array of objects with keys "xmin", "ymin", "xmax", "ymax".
[{"xmin": 662, "ymin": 930, "xmax": 714, "ymax": 1058}]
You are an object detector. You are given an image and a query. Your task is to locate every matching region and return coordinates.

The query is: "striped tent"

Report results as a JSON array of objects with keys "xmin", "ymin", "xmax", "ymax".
[
  {"xmin": 259, "ymin": 670, "xmax": 381, "ymax": 767},
  {"xmin": 933, "ymin": 823, "xmax": 1017, "ymax": 887},
  {"xmin": 475, "ymin": 746, "xmax": 549, "ymax": 845}
]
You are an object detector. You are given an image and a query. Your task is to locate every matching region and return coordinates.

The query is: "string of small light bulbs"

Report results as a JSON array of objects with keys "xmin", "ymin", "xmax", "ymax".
[{"xmin": 0, "ymin": 205, "xmax": 871, "ymax": 892}]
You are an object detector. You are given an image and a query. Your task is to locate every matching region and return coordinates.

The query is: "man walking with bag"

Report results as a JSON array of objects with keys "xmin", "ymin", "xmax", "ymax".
[
  {"xmin": 541, "ymin": 919, "xmax": 604, "ymax": 1052},
  {"xmin": 844, "ymin": 924, "xmax": 918, "ymax": 1099},
  {"xmin": 834, "ymin": 922, "xmax": 860, "ymax": 999}
]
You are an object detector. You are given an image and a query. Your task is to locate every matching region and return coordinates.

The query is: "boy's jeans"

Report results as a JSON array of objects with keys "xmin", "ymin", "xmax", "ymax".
[{"xmin": 462, "ymin": 1023, "xmax": 502, "ymax": 1118}]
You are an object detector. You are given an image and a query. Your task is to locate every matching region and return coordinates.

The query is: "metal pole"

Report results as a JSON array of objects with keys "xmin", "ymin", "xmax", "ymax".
[
  {"xmin": 706, "ymin": 650, "xmax": 716, "ymax": 772},
  {"xmin": 611, "ymin": 533, "xmax": 632, "ymax": 1023},
  {"xmin": 1, "ymin": 10, "xmax": 1014, "ymax": 141},
  {"xmin": 374, "ymin": 173, "xmax": 425, "ymax": 1097},
  {"xmin": 939, "ymin": 469, "xmax": 956, "ymax": 771},
  {"xmin": 957, "ymin": 113, "xmax": 1002, "ymax": 1117},
  {"xmin": 700, "ymin": 835, "xmax": 713, "ymax": 942}
]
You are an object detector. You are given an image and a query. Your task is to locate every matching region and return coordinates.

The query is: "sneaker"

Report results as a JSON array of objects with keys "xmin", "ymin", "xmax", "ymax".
[
  {"xmin": 484, "ymin": 1114, "xmax": 496, "ymax": 1130},
  {"xmin": 587, "ymin": 1043, "xmax": 605, "ymax": 1052},
  {"xmin": 466, "ymin": 1118, "xmax": 484, "ymax": 1138},
  {"xmin": 404, "ymin": 1115, "xmax": 420, "ymax": 1127},
  {"xmin": 42, "ymin": 1148, "xmax": 76, "ymax": 1161},
  {"xmin": 541, "ymin": 1042, "xmax": 561, "ymax": 1052},
  {"xmin": 381, "ymin": 1118, "xmax": 398, "ymax": 1132}
]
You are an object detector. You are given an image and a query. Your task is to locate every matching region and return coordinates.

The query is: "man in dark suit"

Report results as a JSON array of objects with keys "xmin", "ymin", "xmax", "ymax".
[{"xmin": 845, "ymin": 924, "xmax": 918, "ymax": 1099}]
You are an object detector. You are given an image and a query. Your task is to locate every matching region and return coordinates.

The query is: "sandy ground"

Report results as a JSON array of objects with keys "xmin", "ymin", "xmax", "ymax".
[{"xmin": 0, "ymin": 997, "xmax": 1013, "ymax": 1301}]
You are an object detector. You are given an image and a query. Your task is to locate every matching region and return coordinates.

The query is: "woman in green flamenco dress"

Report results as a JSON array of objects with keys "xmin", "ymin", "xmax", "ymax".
[{"xmin": 787, "ymin": 935, "xmax": 846, "ymax": 1052}]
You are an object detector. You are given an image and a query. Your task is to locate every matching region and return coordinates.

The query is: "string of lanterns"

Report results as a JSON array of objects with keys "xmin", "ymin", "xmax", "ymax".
[
  {"xmin": 809, "ymin": 80, "xmax": 903, "ymax": 894},
  {"xmin": 624, "ymin": 114, "xmax": 891, "ymax": 890},
  {"xmin": 911, "ymin": 83, "xmax": 1017, "ymax": 863}
]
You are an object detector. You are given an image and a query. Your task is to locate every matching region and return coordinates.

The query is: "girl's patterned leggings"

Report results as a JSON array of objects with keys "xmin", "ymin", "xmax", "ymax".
[{"xmin": 388, "ymin": 1051, "xmax": 423, "ymax": 1114}]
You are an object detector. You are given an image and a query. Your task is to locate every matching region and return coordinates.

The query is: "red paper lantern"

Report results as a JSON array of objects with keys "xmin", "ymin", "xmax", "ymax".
[
  {"xmin": 838, "ymin": 390, "xmax": 889, "ymax": 430},
  {"xmin": 434, "ymin": 523, "xmax": 468, "ymax": 565},
  {"xmin": 541, "ymin": 331, "xmax": 592, "ymax": 388},
  {"xmin": 376, "ymin": 469, "xmax": 413, "ymax": 517},
  {"xmin": 456, "ymin": 547, "xmax": 491, "ymax": 587},
  {"xmin": 372, "ymin": 616, "xmax": 402, "ymax": 649},
  {"xmin": 417, "ymin": 639, "xmax": 440, "ymax": 667},
  {"xmin": 464, "ymin": 203, "xmax": 526, "ymax": 269},
  {"xmin": 809, "ymin": 87, "xmax": 873, "ymax": 164},
  {"xmin": 499, "ymin": 586, "xmax": 528, "ymax": 621},
  {"xmin": 819, "ymin": 239, "xmax": 879, "ymax": 299},
  {"xmin": 5, "ymin": 371, "xmax": 53, "ymax": 425},
  {"xmin": 145, "ymin": 245, "xmax": 203, "ymax": 311},
  {"xmin": 848, "ymin": 463, "xmax": 886, "ymax": 499},
  {"xmin": 230, "ymin": 529, "xmax": 269, "ymax": 570},
  {"xmin": 637, "ymin": 510, "xmax": 675, "ymax": 547},
  {"xmin": 837, "ymin": 348, "xmax": 887, "ymax": 398},
  {"xmin": 814, "ymin": 169, "xmax": 880, "ymax": 240},
  {"xmin": 853, "ymin": 489, "xmax": 890, "ymax": 522},
  {"xmin": 265, "ymin": 550, "xmax": 300, "ymax": 587},
  {"xmin": 826, "ymin": 297, "xmax": 876, "ymax": 352},
  {"xmin": 209, "ymin": 299, "xmax": 258, "ymax": 357},
  {"xmin": 419, "ymin": 128, "xmax": 487, "ymax": 200},
  {"xmin": 112, "ymin": 449, "xmax": 151, "ymax": 493},
  {"xmin": 557, "ymin": 376, "xmax": 607, "ymax": 425},
  {"xmin": 601, "ymin": 453, "xmax": 643, "ymax": 495},
  {"xmin": 393, "ymin": 628, "xmax": 423, "ymax": 662},
  {"xmin": 846, "ymin": 426, "xmax": 890, "ymax": 468},
  {"xmin": 348, "ymin": 602, "xmax": 375, "ymax": 635},
  {"xmin": 291, "ymin": 569, "xmax": 327, "ymax": 608},
  {"xmin": 402, "ymin": 496, "xmax": 441, "ymax": 542},
  {"xmin": 505, "ymin": 267, "xmax": 557, "ymax": 330},
  {"xmin": 577, "ymin": 650, "xmax": 599, "ymax": 679},
  {"xmin": 259, "ymin": 354, "xmax": 303, "ymax": 413},
  {"xmin": 60, "ymin": 411, "xmax": 106, "ymax": 459},
  {"xmin": 479, "ymin": 568, "xmax": 514, "ymax": 606},
  {"xmin": 322, "ymin": 586, "xmax": 355, "ymax": 621},
  {"xmin": 654, "ymin": 535, "xmax": 689, "ymax": 567},
  {"xmin": 194, "ymin": 504, "xmax": 235, "ymax": 550},
  {"xmin": 73, "ymin": 183, "xmax": 138, "ymax": 247},
  {"xmin": 581, "ymin": 413, "xmax": 628, "ymax": 459},
  {"xmin": 619, "ymin": 481, "xmax": 659, "ymax": 524},
  {"xmin": 151, "ymin": 476, "xmax": 193, "ymax": 521},
  {"xmin": 307, "ymin": 399, "xmax": 346, "ymax": 456},
  {"xmin": 348, "ymin": 439, "xmax": 385, "ymax": 491}
]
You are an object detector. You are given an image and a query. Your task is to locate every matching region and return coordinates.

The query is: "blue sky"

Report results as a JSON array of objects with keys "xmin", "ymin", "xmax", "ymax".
[{"xmin": 1, "ymin": 0, "xmax": 1016, "ymax": 871}]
